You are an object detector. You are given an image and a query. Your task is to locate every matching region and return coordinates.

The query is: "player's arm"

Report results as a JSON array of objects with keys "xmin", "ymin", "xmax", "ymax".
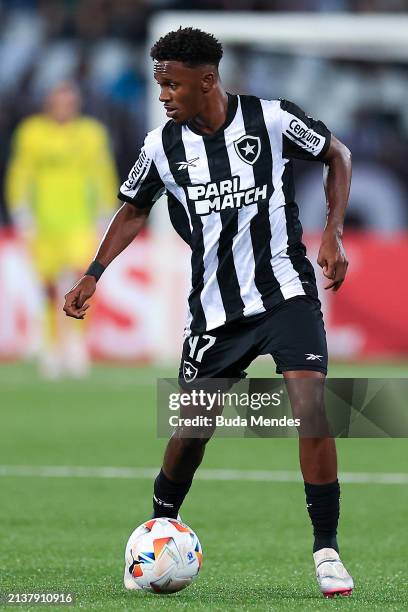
[
  {"xmin": 63, "ymin": 203, "xmax": 150, "ymax": 319},
  {"xmin": 279, "ymin": 99, "xmax": 351, "ymax": 292},
  {"xmin": 318, "ymin": 135, "xmax": 352, "ymax": 291},
  {"xmin": 63, "ymin": 138, "xmax": 165, "ymax": 319},
  {"xmin": 5, "ymin": 120, "xmax": 36, "ymax": 233},
  {"xmin": 88, "ymin": 122, "xmax": 119, "ymax": 218}
]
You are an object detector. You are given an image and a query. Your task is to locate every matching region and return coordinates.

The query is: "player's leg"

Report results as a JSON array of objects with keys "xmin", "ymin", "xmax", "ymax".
[
  {"xmin": 39, "ymin": 281, "xmax": 63, "ymax": 378},
  {"xmin": 152, "ymin": 327, "xmax": 257, "ymax": 519},
  {"xmin": 32, "ymin": 236, "xmax": 64, "ymax": 378},
  {"xmin": 153, "ymin": 434, "xmax": 212, "ymax": 519},
  {"xmin": 153, "ymin": 381, "xmax": 227, "ymax": 519},
  {"xmin": 283, "ymin": 369, "xmax": 353, "ymax": 597},
  {"xmin": 263, "ymin": 295, "xmax": 353, "ymax": 596},
  {"xmin": 261, "ymin": 297, "xmax": 338, "ymax": 550},
  {"xmin": 283, "ymin": 370, "xmax": 339, "ymax": 550},
  {"xmin": 61, "ymin": 230, "xmax": 96, "ymax": 377},
  {"xmin": 59, "ymin": 269, "xmax": 90, "ymax": 377}
]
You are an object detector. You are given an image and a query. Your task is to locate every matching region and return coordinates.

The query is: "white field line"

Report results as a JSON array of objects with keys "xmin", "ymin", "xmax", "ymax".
[{"xmin": 0, "ymin": 465, "xmax": 407, "ymax": 485}]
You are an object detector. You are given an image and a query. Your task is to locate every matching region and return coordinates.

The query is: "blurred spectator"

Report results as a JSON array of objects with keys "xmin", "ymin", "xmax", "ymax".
[
  {"xmin": 353, "ymin": 0, "xmax": 408, "ymax": 11},
  {"xmin": 5, "ymin": 82, "xmax": 118, "ymax": 378},
  {"xmin": 1, "ymin": 0, "xmax": 408, "ymax": 231}
]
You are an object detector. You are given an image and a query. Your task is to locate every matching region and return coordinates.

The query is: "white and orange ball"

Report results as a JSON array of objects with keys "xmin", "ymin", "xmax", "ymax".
[{"xmin": 124, "ymin": 518, "xmax": 203, "ymax": 594}]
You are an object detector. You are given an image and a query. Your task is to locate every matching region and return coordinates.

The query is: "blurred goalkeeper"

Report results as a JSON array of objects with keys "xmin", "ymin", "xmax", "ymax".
[{"xmin": 6, "ymin": 81, "xmax": 118, "ymax": 378}]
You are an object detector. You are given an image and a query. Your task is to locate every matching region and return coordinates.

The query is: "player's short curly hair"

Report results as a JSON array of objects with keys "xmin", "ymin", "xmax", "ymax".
[{"xmin": 150, "ymin": 27, "xmax": 223, "ymax": 68}]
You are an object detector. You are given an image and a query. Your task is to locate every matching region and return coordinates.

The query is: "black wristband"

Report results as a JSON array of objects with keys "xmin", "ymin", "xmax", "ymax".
[{"xmin": 85, "ymin": 260, "xmax": 105, "ymax": 282}]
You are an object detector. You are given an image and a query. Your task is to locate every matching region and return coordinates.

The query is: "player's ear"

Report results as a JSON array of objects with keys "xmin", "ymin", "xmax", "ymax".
[{"xmin": 201, "ymin": 71, "xmax": 216, "ymax": 93}]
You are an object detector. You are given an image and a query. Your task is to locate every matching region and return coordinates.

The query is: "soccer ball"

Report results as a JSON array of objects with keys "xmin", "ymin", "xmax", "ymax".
[{"xmin": 124, "ymin": 517, "xmax": 203, "ymax": 594}]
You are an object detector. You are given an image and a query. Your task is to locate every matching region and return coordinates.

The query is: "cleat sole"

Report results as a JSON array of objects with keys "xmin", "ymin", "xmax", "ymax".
[{"xmin": 323, "ymin": 588, "xmax": 353, "ymax": 598}]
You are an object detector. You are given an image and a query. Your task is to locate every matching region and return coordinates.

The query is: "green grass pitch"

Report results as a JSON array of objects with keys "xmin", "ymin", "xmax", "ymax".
[{"xmin": 0, "ymin": 361, "xmax": 407, "ymax": 611}]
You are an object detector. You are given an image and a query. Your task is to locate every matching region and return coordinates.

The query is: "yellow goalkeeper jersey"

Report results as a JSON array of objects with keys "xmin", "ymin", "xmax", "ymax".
[{"xmin": 6, "ymin": 114, "xmax": 118, "ymax": 234}]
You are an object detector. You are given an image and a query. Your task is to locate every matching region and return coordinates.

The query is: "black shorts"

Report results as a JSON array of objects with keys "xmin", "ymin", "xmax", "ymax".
[{"xmin": 178, "ymin": 296, "xmax": 328, "ymax": 388}]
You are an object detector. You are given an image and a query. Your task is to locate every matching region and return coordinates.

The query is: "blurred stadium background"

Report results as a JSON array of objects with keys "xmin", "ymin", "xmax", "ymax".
[
  {"xmin": 1, "ymin": 3, "xmax": 408, "ymax": 609},
  {"xmin": 0, "ymin": 0, "xmax": 407, "ymax": 366}
]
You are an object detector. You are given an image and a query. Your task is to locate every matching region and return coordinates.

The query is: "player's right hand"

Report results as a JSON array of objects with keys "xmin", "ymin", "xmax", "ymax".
[{"xmin": 63, "ymin": 276, "xmax": 96, "ymax": 319}]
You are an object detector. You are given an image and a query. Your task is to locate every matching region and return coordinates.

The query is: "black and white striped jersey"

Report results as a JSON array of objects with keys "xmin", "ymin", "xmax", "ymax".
[{"xmin": 118, "ymin": 94, "xmax": 331, "ymax": 336}]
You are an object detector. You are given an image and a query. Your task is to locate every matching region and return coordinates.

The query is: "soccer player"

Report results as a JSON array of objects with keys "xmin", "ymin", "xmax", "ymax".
[
  {"xmin": 63, "ymin": 28, "xmax": 353, "ymax": 597},
  {"xmin": 7, "ymin": 81, "xmax": 118, "ymax": 378}
]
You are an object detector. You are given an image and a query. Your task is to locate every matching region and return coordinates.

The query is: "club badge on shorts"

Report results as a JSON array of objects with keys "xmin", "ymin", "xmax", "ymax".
[{"xmin": 183, "ymin": 360, "xmax": 198, "ymax": 383}]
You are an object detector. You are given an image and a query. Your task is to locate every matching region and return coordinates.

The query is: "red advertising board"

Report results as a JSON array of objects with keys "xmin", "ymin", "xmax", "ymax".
[
  {"xmin": 0, "ymin": 230, "xmax": 407, "ymax": 361},
  {"xmin": 308, "ymin": 233, "xmax": 408, "ymax": 358}
]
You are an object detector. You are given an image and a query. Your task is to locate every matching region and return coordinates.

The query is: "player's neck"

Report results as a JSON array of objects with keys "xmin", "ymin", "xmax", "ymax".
[
  {"xmin": 46, "ymin": 112, "xmax": 77, "ymax": 124},
  {"xmin": 189, "ymin": 89, "xmax": 228, "ymax": 135}
]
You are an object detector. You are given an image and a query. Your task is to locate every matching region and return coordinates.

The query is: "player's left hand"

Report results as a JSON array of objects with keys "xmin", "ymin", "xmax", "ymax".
[{"xmin": 317, "ymin": 230, "xmax": 348, "ymax": 291}]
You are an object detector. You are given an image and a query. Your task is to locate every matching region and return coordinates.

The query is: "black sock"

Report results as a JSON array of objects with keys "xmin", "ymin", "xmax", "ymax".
[
  {"xmin": 153, "ymin": 469, "xmax": 192, "ymax": 519},
  {"xmin": 304, "ymin": 479, "xmax": 340, "ymax": 553}
]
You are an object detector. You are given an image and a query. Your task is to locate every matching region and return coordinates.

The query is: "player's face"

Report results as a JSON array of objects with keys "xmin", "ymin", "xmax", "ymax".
[
  {"xmin": 154, "ymin": 61, "xmax": 215, "ymax": 123},
  {"xmin": 45, "ymin": 83, "xmax": 81, "ymax": 123}
]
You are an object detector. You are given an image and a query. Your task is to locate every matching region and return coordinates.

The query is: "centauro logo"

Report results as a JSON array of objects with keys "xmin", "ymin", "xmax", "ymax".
[
  {"xmin": 286, "ymin": 119, "xmax": 323, "ymax": 153},
  {"xmin": 187, "ymin": 177, "xmax": 268, "ymax": 216},
  {"xmin": 124, "ymin": 149, "xmax": 149, "ymax": 190}
]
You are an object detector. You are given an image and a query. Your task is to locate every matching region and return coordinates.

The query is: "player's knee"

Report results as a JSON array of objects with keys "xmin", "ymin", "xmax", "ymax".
[{"xmin": 292, "ymin": 397, "xmax": 326, "ymax": 423}]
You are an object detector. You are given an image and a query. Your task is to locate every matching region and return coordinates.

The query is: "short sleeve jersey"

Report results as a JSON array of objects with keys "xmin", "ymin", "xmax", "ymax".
[{"xmin": 119, "ymin": 95, "xmax": 331, "ymax": 336}]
